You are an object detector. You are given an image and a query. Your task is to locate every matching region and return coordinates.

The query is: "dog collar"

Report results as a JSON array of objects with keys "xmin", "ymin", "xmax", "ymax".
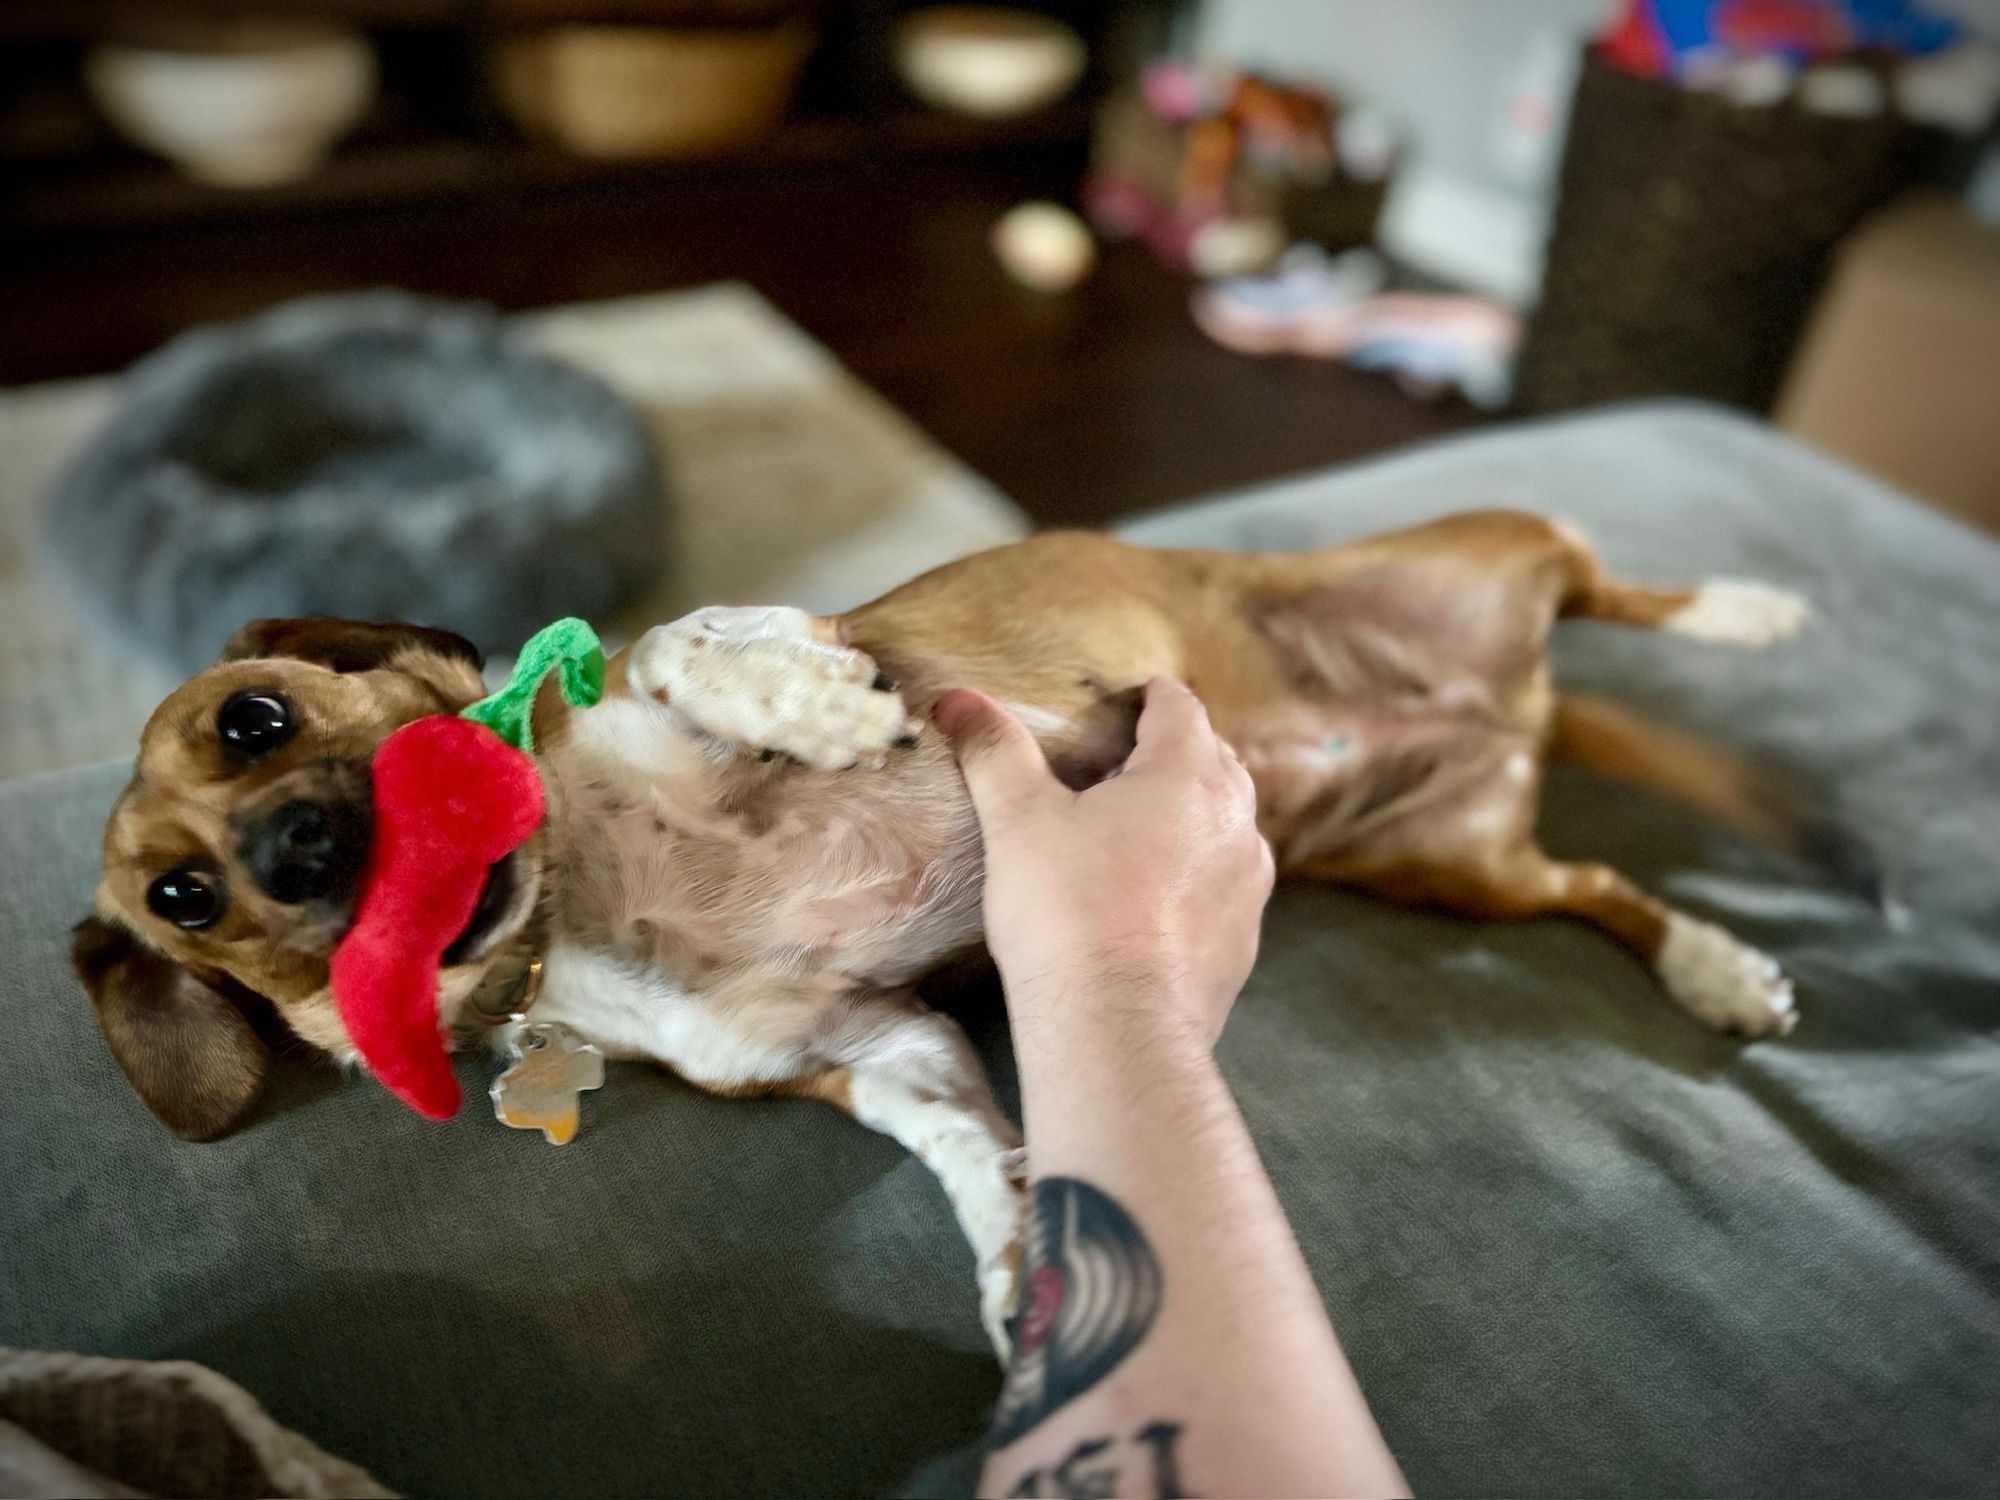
[
  {"xmin": 470, "ymin": 951, "xmax": 545, "ymax": 1026},
  {"xmin": 467, "ymin": 902, "xmax": 552, "ymax": 1026}
]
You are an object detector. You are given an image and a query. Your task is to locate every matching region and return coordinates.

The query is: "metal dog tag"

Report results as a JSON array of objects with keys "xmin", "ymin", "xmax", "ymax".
[{"xmin": 491, "ymin": 1022, "xmax": 604, "ymax": 1146}]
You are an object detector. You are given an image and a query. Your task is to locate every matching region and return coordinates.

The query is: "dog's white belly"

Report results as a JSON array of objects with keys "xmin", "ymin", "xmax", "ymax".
[{"xmin": 531, "ymin": 943, "xmax": 810, "ymax": 1087}]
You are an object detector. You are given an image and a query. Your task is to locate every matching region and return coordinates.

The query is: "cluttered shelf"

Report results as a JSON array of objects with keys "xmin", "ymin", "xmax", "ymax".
[{"xmin": 0, "ymin": 1, "xmax": 1139, "ymax": 237}]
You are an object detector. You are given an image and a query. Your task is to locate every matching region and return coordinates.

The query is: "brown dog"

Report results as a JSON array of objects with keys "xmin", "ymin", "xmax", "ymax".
[{"xmin": 76, "ymin": 510, "xmax": 1809, "ymax": 1351}]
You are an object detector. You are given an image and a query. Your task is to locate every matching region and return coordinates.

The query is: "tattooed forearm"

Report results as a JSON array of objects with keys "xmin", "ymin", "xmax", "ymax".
[
  {"xmin": 990, "ymin": 1177, "xmax": 1163, "ymax": 1446},
  {"xmin": 1003, "ymin": 1418, "xmax": 1190, "ymax": 1499},
  {"xmin": 988, "ymin": 1180, "xmax": 1187, "ymax": 1494}
]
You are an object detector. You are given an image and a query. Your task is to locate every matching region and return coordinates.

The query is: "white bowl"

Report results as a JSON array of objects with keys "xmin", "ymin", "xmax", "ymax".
[
  {"xmin": 894, "ymin": 6, "xmax": 1087, "ymax": 118},
  {"xmin": 86, "ymin": 23, "xmax": 377, "ymax": 187}
]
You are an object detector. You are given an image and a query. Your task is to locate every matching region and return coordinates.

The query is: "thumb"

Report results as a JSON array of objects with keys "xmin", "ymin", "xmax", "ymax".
[{"xmin": 933, "ymin": 688, "xmax": 1058, "ymax": 823}]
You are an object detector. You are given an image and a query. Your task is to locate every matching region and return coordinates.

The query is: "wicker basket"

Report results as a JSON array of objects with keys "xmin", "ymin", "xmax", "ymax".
[
  {"xmin": 1516, "ymin": 52, "xmax": 1942, "ymax": 415},
  {"xmin": 497, "ymin": 21, "xmax": 814, "ymax": 159}
]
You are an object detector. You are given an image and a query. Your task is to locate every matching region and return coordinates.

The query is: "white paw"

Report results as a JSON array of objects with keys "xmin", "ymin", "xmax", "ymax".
[
  {"xmin": 631, "ymin": 606, "xmax": 920, "ymax": 771},
  {"xmin": 1656, "ymin": 914, "xmax": 1797, "ymax": 1037},
  {"xmin": 1664, "ymin": 580, "xmax": 1811, "ymax": 647},
  {"xmin": 980, "ymin": 1247, "xmax": 1021, "ymax": 1364},
  {"xmin": 977, "ymin": 1156, "xmax": 1028, "ymax": 1363}
]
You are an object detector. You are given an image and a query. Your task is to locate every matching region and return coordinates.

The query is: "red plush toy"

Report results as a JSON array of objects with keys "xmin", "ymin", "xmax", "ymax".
[{"xmin": 328, "ymin": 714, "xmax": 544, "ymax": 1119}]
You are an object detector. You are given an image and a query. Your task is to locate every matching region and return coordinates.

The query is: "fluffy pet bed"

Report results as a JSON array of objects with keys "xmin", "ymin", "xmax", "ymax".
[{"xmin": 45, "ymin": 291, "xmax": 667, "ymax": 674}]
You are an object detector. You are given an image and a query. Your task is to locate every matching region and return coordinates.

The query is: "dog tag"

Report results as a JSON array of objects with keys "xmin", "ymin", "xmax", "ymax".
[{"xmin": 491, "ymin": 1022, "xmax": 604, "ymax": 1146}]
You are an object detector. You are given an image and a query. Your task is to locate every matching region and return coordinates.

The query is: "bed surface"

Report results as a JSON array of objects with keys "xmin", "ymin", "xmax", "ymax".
[{"xmin": 4, "ymin": 402, "xmax": 1995, "ymax": 1496}]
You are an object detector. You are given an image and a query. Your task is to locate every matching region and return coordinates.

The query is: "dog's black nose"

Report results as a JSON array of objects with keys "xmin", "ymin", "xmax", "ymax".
[{"xmin": 240, "ymin": 798, "xmax": 369, "ymax": 906}]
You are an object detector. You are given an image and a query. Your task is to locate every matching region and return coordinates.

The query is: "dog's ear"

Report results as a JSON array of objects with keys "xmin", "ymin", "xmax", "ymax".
[
  {"xmin": 220, "ymin": 617, "xmax": 484, "ymax": 675},
  {"xmin": 73, "ymin": 915, "xmax": 271, "ymax": 1142}
]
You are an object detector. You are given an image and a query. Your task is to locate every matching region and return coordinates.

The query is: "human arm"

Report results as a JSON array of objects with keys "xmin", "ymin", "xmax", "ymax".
[{"xmin": 936, "ymin": 680, "xmax": 1408, "ymax": 1499}]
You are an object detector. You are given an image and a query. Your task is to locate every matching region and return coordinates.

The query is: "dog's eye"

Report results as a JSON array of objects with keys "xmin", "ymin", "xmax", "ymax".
[
  {"xmin": 147, "ymin": 869, "xmax": 224, "ymax": 930},
  {"xmin": 218, "ymin": 691, "xmax": 295, "ymax": 756}
]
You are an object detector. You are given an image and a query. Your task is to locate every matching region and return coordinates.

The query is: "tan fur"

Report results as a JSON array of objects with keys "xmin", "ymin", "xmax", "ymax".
[
  {"xmin": 93, "ymin": 640, "xmax": 482, "ymax": 971},
  {"xmin": 1550, "ymin": 694, "xmax": 1791, "ymax": 850}
]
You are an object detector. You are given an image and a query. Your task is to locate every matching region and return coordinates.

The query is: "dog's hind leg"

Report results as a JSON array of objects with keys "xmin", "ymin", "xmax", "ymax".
[
  {"xmin": 1295, "ymin": 846, "xmax": 1797, "ymax": 1038},
  {"xmin": 1548, "ymin": 523, "xmax": 1810, "ymax": 646}
]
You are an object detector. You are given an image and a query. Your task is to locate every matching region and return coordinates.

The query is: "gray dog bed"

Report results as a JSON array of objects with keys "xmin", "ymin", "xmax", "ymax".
[{"xmin": 45, "ymin": 291, "xmax": 667, "ymax": 673}]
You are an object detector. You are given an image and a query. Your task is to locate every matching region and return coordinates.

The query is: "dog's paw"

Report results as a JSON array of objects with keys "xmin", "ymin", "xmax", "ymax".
[
  {"xmin": 1665, "ymin": 580, "xmax": 1811, "ymax": 647},
  {"xmin": 631, "ymin": 607, "xmax": 920, "ymax": 771},
  {"xmin": 980, "ymin": 1241, "xmax": 1023, "ymax": 1365},
  {"xmin": 973, "ymin": 1153, "xmax": 1029, "ymax": 1364},
  {"xmin": 1656, "ymin": 914, "xmax": 1797, "ymax": 1037}
]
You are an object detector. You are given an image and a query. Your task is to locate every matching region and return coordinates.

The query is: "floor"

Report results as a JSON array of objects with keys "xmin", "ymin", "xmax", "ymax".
[{"xmin": 0, "ymin": 144, "xmax": 1482, "ymax": 527}]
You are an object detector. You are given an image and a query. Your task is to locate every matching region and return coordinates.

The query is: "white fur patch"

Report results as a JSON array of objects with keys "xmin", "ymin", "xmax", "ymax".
[
  {"xmin": 826, "ymin": 1001, "xmax": 1026, "ymax": 1360},
  {"xmin": 997, "ymin": 701, "xmax": 1077, "ymax": 739},
  {"xmin": 629, "ymin": 606, "xmax": 921, "ymax": 770},
  {"xmin": 1664, "ymin": 581, "xmax": 1810, "ymax": 646},
  {"xmin": 566, "ymin": 695, "xmax": 721, "ymax": 779},
  {"xmin": 1655, "ymin": 914, "xmax": 1797, "ymax": 1037},
  {"xmin": 531, "ymin": 943, "xmax": 804, "ymax": 1085},
  {"xmin": 530, "ymin": 947, "xmax": 1023, "ymax": 1357},
  {"xmin": 850, "ymin": 1068, "xmax": 1025, "ymax": 1357}
]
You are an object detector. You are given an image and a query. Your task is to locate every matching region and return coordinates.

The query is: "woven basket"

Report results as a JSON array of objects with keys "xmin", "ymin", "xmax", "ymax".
[
  {"xmin": 497, "ymin": 21, "xmax": 814, "ymax": 159},
  {"xmin": 1516, "ymin": 52, "xmax": 1941, "ymax": 414}
]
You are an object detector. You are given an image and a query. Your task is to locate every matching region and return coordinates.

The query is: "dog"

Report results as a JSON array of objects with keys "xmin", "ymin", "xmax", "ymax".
[{"xmin": 75, "ymin": 511, "xmax": 1811, "ymax": 1352}]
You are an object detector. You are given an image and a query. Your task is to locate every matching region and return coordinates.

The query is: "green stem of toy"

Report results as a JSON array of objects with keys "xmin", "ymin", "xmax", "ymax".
[{"xmin": 460, "ymin": 617, "xmax": 605, "ymax": 752}]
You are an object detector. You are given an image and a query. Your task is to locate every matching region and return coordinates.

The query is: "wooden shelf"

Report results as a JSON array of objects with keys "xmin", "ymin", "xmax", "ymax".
[
  {"xmin": 506, "ymin": 100, "xmax": 1092, "ymax": 188},
  {"xmin": 0, "ymin": 0, "xmax": 1154, "ymax": 242},
  {"xmin": 0, "ymin": 0, "xmax": 865, "ymax": 42},
  {"xmin": 486, "ymin": 0, "xmax": 825, "ymax": 23},
  {"xmin": 3, "ymin": 102, "xmax": 1094, "ymax": 235},
  {"xmin": 5, "ymin": 140, "xmax": 493, "ymax": 232},
  {"xmin": 0, "ymin": 1, "xmax": 470, "ymax": 41}
]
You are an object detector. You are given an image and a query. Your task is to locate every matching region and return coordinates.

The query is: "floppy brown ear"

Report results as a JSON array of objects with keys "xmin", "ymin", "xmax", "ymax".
[
  {"xmin": 220, "ymin": 617, "xmax": 484, "ymax": 675},
  {"xmin": 73, "ymin": 915, "xmax": 270, "ymax": 1142}
]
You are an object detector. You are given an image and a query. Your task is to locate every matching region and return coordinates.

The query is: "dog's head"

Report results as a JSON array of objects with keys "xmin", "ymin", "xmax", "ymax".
[{"xmin": 77, "ymin": 618, "xmax": 542, "ymax": 1140}]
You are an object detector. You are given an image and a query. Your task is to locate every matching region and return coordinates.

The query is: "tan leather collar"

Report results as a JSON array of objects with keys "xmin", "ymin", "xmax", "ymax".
[{"xmin": 467, "ymin": 911, "xmax": 549, "ymax": 1026}]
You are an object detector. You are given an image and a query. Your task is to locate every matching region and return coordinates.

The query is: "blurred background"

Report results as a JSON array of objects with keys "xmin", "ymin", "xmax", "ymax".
[{"xmin": 2, "ymin": 0, "xmax": 1997, "ymax": 777}]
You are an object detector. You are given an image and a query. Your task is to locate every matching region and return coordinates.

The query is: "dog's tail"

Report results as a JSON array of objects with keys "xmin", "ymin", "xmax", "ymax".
[{"xmin": 1548, "ymin": 694, "xmax": 1881, "ymax": 900}]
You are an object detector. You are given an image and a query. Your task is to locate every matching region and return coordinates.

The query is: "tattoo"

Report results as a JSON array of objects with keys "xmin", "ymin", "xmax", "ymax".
[
  {"xmin": 990, "ymin": 1177, "xmax": 1163, "ymax": 1446},
  {"xmin": 1135, "ymin": 1421, "xmax": 1191, "ymax": 1497},
  {"xmin": 1003, "ymin": 1419, "xmax": 1190, "ymax": 1499}
]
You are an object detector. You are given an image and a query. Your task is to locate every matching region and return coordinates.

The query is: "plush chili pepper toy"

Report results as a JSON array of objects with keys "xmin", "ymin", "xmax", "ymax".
[{"xmin": 327, "ymin": 619, "xmax": 602, "ymax": 1119}]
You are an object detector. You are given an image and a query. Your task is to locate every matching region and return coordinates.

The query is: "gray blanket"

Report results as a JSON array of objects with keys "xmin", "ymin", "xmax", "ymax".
[{"xmin": 3, "ymin": 402, "xmax": 1995, "ymax": 1496}]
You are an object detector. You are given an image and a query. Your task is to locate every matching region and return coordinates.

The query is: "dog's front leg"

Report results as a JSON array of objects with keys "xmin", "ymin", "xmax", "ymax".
[
  {"xmin": 626, "ymin": 606, "xmax": 919, "ymax": 770},
  {"xmin": 818, "ymin": 993, "xmax": 1027, "ymax": 1361}
]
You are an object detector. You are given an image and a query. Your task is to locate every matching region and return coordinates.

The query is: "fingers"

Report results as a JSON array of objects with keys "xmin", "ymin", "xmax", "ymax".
[
  {"xmin": 1216, "ymin": 734, "xmax": 1256, "ymax": 799},
  {"xmin": 1129, "ymin": 677, "xmax": 1216, "ymax": 770},
  {"xmin": 933, "ymin": 688, "xmax": 1059, "ymax": 823}
]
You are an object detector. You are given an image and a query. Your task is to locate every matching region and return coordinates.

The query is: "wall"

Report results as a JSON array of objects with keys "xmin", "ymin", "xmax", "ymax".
[{"xmin": 1195, "ymin": 0, "xmax": 1617, "ymax": 301}]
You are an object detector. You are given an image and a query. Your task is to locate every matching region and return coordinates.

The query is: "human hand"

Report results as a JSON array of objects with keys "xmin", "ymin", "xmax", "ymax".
[{"xmin": 933, "ymin": 678, "xmax": 1275, "ymax": 1046}]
